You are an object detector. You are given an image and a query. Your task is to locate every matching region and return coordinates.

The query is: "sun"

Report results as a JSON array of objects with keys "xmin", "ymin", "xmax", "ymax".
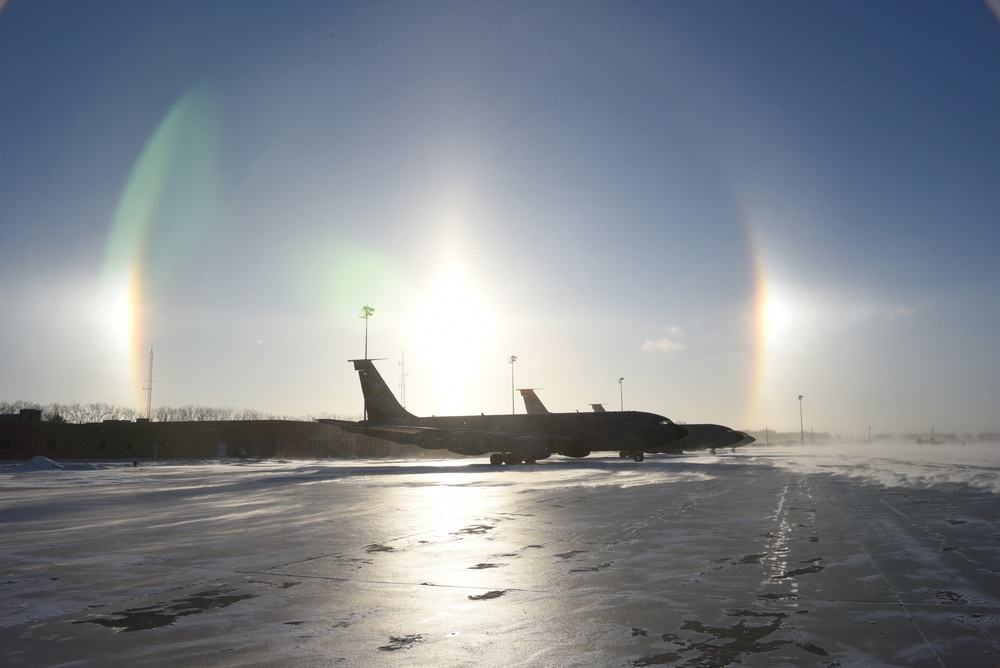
[{"xmin": 406, "ymin": 265, "xmax": 499, "ymax": 413}]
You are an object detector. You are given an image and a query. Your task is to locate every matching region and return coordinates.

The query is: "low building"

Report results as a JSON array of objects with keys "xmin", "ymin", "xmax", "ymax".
[
  {"xmin": 0, "ymin": 419, "xmax": 429, "ymax": 461},
  {"xmin": 0, "ymin": 408, "xmax": 42, "ymax": 423}
]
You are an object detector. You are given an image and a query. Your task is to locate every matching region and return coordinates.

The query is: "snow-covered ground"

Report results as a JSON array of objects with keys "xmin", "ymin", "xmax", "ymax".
[
  {"xmin": 758, "ymin": 440, "xmax": 1000, "ymax": 493},
  {"xmin": 1, "ymin": 443, "xmax": 998, "ymax": 666}
]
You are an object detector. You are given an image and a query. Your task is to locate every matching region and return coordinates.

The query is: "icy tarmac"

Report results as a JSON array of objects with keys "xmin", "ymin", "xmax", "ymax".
[{"xmin": 2, "ymin": 442, "xmax": 998, "ymax": 667}]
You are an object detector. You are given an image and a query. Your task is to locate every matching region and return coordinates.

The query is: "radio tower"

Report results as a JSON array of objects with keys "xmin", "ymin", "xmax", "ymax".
[
  {"xmin": 143, "ymin": 346, "xmax": 154, "ymax": 419},
  {"xmin": 399, "ymin": 349, "xmax": 408, "ymax": 408}
]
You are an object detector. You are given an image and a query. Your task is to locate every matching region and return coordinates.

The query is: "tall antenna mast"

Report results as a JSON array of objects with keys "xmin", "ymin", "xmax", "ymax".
[
  {"xmin": 399, "ymin": 349, "xmax": 407, "ymax": 408},
  {"xmin": 144, "ymin": 346, "xmax": 154, "ymax": 419}
]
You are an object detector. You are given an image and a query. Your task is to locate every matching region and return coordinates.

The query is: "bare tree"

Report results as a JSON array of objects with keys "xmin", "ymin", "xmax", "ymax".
[
  {"xmin": 6, "ymin": 399, "xmax": 318, "ymax": 423},
  {"xmin": 61, "ymin": 403, "xmax": 85, "ymax": 423}
]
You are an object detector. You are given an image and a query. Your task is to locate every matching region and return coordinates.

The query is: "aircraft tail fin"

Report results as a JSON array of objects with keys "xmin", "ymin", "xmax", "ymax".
[
  {"xmin": 350, "ymin": 359, "xmax": 416, "ymax": 421},
  {"xmin": 518, "ymin": 388, "xmax": 549, "ymax": 414},
  {"xmin": 590, "ymin": 403, "xmax": 607, "ymax": 413}
]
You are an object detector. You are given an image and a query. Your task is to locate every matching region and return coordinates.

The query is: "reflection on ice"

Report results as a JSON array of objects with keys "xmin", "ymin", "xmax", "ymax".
[{"xmin": 2, "ymin": 445, "xmax": 998, "ymax": 666}]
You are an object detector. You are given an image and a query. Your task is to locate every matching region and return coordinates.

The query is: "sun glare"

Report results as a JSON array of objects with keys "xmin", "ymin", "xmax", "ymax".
[
  {"xmin": 761, "ymin": 282, "xmax": 794, "ymax": 354},
  {"xmin": 751, "ymin": 270, "xmax": 805, "ymax": 425},
  {"xmin": 100, "ymin": 275, "xmax": 143, "ymax": 405},
  {"xmin": 407, "ymin": 266, "xmax": 499, "ymax": 413},
  {"xmin": 106, "ymin": 283, "xmax": 134, "ymax": 350}
]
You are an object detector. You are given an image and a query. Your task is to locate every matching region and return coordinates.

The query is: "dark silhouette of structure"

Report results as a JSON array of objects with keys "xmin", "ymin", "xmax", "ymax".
[
  {"xmin": 321, "ymin": 359, "xmax": 688, "ymax": 464},
  {"xmin": 517, "ymin": 388, "xmax": 755, "ymax": 453}
]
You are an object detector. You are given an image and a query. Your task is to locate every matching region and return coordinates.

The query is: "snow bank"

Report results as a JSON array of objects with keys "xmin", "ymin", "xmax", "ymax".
[
  {"xmin": 8, "ymin": 456, "xmax": 64, "ymax": 472},
  {"xmin": 3, "ymin": 456, "xmax": 105, "ymax": 473}
]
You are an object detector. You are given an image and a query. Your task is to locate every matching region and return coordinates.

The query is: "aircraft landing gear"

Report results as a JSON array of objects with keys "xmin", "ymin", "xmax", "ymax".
[
  {"xmin": 633, "ymin": 452, "xmax": 644, "ymax": 462},
  {"xmin": 490, "ymin": 453, "xmax": 525, "ymax": 465},
  {"xmin": 619, "ymin": 449, "xmax": 644, "ymax": 462}
]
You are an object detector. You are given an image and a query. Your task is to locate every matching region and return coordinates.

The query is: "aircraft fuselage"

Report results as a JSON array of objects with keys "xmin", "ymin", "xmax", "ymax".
[{"xmin": 355, "ymin": 410, "xmax": 686, "ymax": 460}]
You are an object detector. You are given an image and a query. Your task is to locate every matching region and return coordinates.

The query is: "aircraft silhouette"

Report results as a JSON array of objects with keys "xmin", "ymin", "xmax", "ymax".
[
  {"xmin": 517, "ymin": 388, "xmax": 754, "ymax": 454},
  {"xmin": 324, "ymin": 359, "xmax": 688, "ymax": 463}
]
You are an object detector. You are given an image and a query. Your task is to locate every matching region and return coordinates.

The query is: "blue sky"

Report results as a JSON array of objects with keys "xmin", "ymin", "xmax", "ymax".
[{"xmin": 2, "ymin": 1, "xmax": 998, "ymax": 436}]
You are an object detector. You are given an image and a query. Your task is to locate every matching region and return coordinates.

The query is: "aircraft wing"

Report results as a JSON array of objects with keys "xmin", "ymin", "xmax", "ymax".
[
  {"xmin": 334, "ymin": 421, "xmax": 438, "ymax": 441},
  {"xmin": 340, "ymin": 423, "xmax": 436, "ymax": 435},
  {"xmin": 318, "ymin": 418, "xmax": 438, "ymax": 442},
  {"xmin": 333, "ymin": 418, "xmax": 566, "ymax": 460},
  {"xmin": 316, "ymin": 419, "xmax": 360, "ymax": 429}
]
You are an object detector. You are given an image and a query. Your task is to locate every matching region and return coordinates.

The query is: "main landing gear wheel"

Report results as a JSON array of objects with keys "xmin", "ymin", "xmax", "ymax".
[
  {"xmin": 502, "ymin": 453, "xmax": 521, "ymax": 465},
  {"xmin": 490, "ymin": 453, "xmax": 503, "ymax": 465},
  {"xmin": 633, "ymin": 453, "xmax": 644, "ymax": 462}
]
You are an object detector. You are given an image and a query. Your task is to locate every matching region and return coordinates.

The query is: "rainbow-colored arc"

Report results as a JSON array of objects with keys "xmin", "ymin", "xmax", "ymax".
[
  {"xmin": 741, "ymin": 206, "xmax": 787, "ymax": 431},
  {"xmin": 100, "ymin": 86, "xmax": 220, "ymax": 409}
]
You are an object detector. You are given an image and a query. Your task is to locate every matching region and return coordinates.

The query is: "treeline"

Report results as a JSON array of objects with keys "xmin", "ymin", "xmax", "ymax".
[{"xmin": 0, "ymin": 401, "xmax": 355, "ymax": 424}]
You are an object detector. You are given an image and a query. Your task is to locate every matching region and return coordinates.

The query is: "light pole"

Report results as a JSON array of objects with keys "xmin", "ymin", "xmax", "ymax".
[
  {"xmin": 619, "ymin": 377, "xmax": 624, "ymax": 411},
  {"xmin": 359, "ymin": 304, "xmax": 375, "ymax": 359},
  {"xmin": 798, "ymin": 395, "xmax": 804, "ymax": 444},
  {"xmin": 509, "ymin": 355, "xmax": 517, "ymax": 414}
]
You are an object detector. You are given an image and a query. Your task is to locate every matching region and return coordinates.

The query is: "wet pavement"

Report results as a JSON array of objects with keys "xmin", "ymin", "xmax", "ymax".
[{"xmin": 1, "ymin": 444, "xmax": 998, "ymax": 666}]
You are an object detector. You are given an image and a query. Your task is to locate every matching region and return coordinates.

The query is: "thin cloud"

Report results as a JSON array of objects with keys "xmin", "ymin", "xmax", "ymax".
[
  {"xmin": 641, "ymin": 326, "xmax": 686, "ymax": 353},
  {"xmin": 642, "ymin": 339, "xmax": 686, "ymax": 353},
  {"xmin": 889, "ymin": 306, "xmax": 915, "ymax": 320}
]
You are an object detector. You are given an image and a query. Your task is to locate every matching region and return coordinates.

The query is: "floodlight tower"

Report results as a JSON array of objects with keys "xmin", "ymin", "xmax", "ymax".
[
  {"xmin": 619, "ymin": 377, "xmax": 624, "ymax": 411},
  {"xmin": 359, "ymin": 304, "xmax": 375, "ymax": 359},
  {"xmin": 509, "ymin": 355, "xmax": 517, "ymax": 414}
]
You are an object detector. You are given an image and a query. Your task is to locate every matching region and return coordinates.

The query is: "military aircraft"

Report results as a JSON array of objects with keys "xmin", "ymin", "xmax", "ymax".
[
  {"xmin": 323, "ymin": 359, "xmax": 688, "ymax": 464},
  {"xmin": 517, "ymin": 388, "xmax": 754, "ymax": 455}
]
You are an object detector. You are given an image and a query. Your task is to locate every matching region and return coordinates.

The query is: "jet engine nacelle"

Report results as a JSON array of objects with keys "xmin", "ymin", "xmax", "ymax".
[
  {"xmin": 512, "ymin": 435, "xmax": 551, "ymax": 462},
  {"xmin": 431, "ymin": 430, "xmax": 492, "ymax": 455},
  {"xmin": 550, "ymin": 436, "xmax": 589, "ymax": 458},
  {"xmin": 558, "ymin": 448, "xmax": 591, "ymax": 458}
]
